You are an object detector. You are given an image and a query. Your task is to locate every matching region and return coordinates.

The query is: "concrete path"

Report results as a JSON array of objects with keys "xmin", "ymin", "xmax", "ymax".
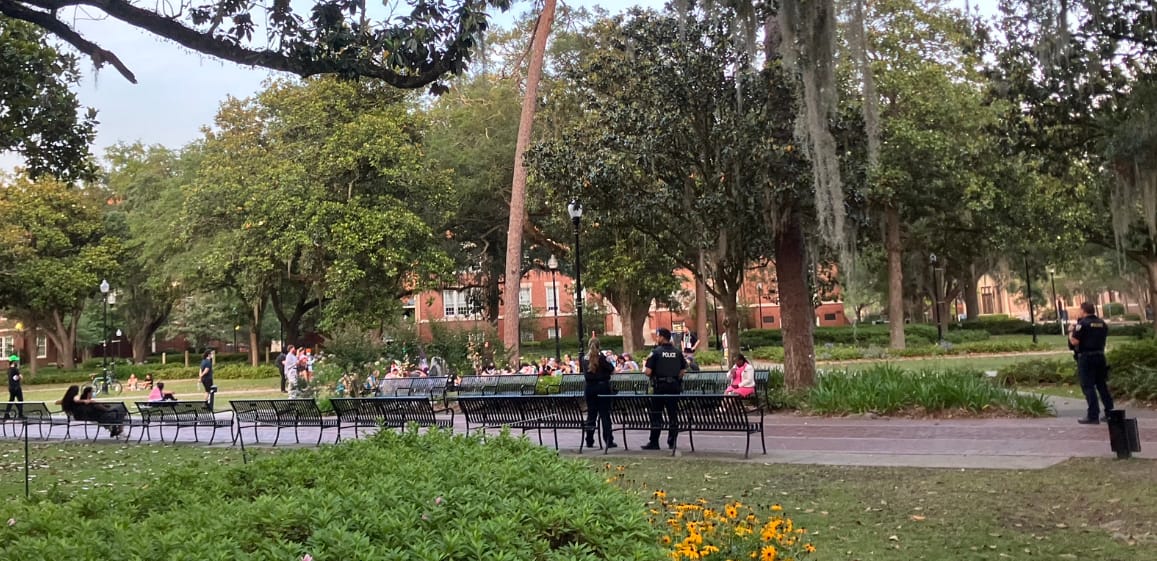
[{"xmin": 3, "ymin": 409, "xmax": 1151, "ymax": 470}]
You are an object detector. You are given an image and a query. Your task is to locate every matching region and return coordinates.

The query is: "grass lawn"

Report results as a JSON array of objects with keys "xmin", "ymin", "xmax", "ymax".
[
  {"xmin": 819, "ymin": 353, "xmax": 1070, "ymax": 373},
  {"xmin": 16, "ymin": 377, "xmax": 285, "ymax": 405},
  {"xmin": 2, "ymin": 440, "xmax": 1153, "ymax": 561}
]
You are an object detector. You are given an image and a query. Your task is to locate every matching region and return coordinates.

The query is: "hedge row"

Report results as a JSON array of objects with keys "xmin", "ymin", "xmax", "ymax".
[
  {"xmin": 25, "ymin": 364, "xmax": 278, "ymax": 385},
  {"xmin": 747, "ymin": 340, "xmax": 1044, "ymax": 363}
]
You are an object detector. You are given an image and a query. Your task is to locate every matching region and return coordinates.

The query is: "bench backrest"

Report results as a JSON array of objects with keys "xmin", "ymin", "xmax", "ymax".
[
  {"xmin": 677, "ymin": 394, "xmax": 752, "ymax": 427},
  {"xmin": 558, "ymin": 374, "xmax": 585, "ymax": 395},
  {"xmin": 456, "ymin": 374, "xmax": 539, "ymax": 396},
  {"xmin": 332, "ymin": 397, "xmax": 438, "ymax": 427},
  {"xmin": 458, "ymin": 395, "xmax": 585, "ymax": 427},
  {"xmin": 230, "ymin": 400, "xmax": 280, "ymax": 424},
  {"xmin": 681, "ymin": 371, "xmax": 728, "ymax": 394},
  {"xmin": 137, "ymin": 401, "xmax": 215, "ymax": 423},
  {"xmin": 611, "ymin": 373, "xmax": 650, "ymax": 394},
  {"xmin": 6, "ymin": 401, "xmax": 57, "ymax": 419},
  {"xmin": 273, "ymin": 399, "xmax": 325, "ymax": 422},
  {"xmin": 403, "ymin": 376, "xmax": 449, "ymax": 397}
]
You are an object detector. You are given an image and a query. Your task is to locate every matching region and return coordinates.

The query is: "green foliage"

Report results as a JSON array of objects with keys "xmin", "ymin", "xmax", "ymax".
[
  {"xmin": 0, "ymin": 18, "xmax": 96, "ymax": 181},
  {"xmin": 995, "ymin": 358, "xmax": 1075, "ymax": 386},
  {"xmin": 958, "ymin": 316, "xmax": 1035, "ymax": 335},
  {"xmin": 321, "ymin": 324, "xmax": 387, "ymax": 372},
  {"xmin": 1110, "ymin": 366, "xmax": 1157, "ymax": 402},
  {"xmin": 0, "ymin": 430, "xmax": 663, "ymax": 560},
  {"xmin": 1109, "ymin": 323, "xmax": 1154, "ymax": 339},
  {"xmin": 741, "ymin": 325, "xmax": 988, "ymax": 349},
  {"xmin": 695, "ymin": 350, "xmax": 724, "ymax": 367},
  {"xmin": 1103, "ymin": 302, "xmax": 1126, "ymax": 317},
  {"xmin": 1106, "ymin": 338, "xmax": 1157, "ymax": 378},
  {"xmin": 805, "ymin": 365, "xmax": 1053, "ymax": 416}
]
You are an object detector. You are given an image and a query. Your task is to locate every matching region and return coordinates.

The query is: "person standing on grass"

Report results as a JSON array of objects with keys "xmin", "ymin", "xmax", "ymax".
[
  {"xmin": 643, "ymin": 328, "xmax": 687, "ymax": 451},
  {"xmin": 5, "ymin": 355, "xmax": 23, "ymax": 419},
  {"xmin": 199, "ymin": 349, "xmax": 215, "ymax": 403},
  {"xmin": 1069, "ymin": 302, "xmax": 1114, "ymax": 424},
  {"xmin": 275, "ymin": 345, "xmax": 293, "ymax": 393}
]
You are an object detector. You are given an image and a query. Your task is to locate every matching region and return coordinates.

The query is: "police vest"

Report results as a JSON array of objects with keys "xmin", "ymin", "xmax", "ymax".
[{"xmin": 650, "ymin": 346, "xmax": 683, "ymax": 382}]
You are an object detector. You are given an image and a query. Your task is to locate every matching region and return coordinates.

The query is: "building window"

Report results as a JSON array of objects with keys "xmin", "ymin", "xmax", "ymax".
[
  {"xmin": 0, "ymin": 336, "xmax": 13, "ymax": 359},
  {"xmin": 520, "ymin": 286, "xmax": 533, "ymax": 313},
  {"xmin": 36, "ymin": 336, "xmax": 47, "ymax": 358},
  {"xmin": 547, "ymin": 327, "xmax": 560, "ymax": 339},
  {"xmin": 545, "ymin": 283, "xmax": 559, "ymax": 311},
  {"xmin": 443, "ymin": 290, "xmax": 469, "ymax": 317},
  {"xmin": 521, "ymin": 330, "xmax": 536, "ymax": 342},
  {"xmin": 763, "ymin": 316, "xmax": 775, "ymax": 325},
  {"xmin": 823, "ymin": 313, "xmax": 837, "ymax": 321}
]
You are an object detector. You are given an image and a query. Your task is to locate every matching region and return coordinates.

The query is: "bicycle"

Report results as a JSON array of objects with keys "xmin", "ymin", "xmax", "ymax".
[{"xmin": 90, "ymin": 370, "xmax": 124, "ymax": 397}]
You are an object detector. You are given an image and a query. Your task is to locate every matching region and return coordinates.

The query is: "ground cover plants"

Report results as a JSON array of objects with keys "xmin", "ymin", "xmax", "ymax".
[{"xmin": 0, "ymin": 430, "xmax": 663, "ymax": 561}]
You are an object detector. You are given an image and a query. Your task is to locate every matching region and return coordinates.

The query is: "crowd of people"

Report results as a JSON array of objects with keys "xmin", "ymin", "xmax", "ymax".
[{"xmin": 274, "ymin": 345, "xmax": 318, "ymax": 399}]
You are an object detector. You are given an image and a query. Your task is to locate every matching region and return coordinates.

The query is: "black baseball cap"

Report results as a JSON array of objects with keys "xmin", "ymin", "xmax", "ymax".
[{"xmin": 656, "ymin": 328, "xmax": 672, "ymax": 341}]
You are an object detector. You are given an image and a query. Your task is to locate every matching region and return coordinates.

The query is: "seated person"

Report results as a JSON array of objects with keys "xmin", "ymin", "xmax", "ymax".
[
  {"xmin": 724, "ymin": 354, "xmax": 756, "ymax": 398},
  {"xmin": 126, "ymin": 373, "xmax": 139, "ymax": 391},
  {"xmin": 60, "ymin": 385, "xmax": 126, "ymax": 437},
  {"xmin": 148, "ymin": 382, "xmax": 177, "ymax": 401},
  {"xmin": 143, "ymin": 373, "xmax": 155, "ymax": 390},
  {"xmin": 622, "ymin": 354, "xmax": 640, "ymax": 371}
]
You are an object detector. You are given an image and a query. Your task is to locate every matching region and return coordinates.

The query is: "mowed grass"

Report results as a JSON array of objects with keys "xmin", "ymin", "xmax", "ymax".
[
  {"xmin": 2, "ymin": 440, "xmax": 1154, "ymax": 561},
  {"xmin": 15, "ymin": 377, "xmax": 284, "ymax": 405},
  {"xmin": 600, "ymin": 457, "xmax": 1157, "ymax": 561}
]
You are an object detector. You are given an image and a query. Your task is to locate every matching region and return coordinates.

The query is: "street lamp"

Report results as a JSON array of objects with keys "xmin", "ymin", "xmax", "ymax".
[
  {"xmin": 1023, "ymin": 255, "xmax": 1038, "ymax": 344},
  {"xmin": 930, "ymin": 254, "xmax": 944, "ymax": 342},
  {"xmin": 99, "ymin": 279, "xmax": 110, "ymax": 376},
  {"xmin": 234, "ymin": 325, "xmax": 240, "ymax": 352},
  {"xmin": 1048, "ymin": 266, "xmax": 1062, "ymax": 335},
  {"xmin": 567, "ymin": 199, "xmax": 585, "ymax": 358},
  {"xmin": 756, "ymin": 283, "xmax": 764, "ymax": 330},
  {"xmin": 548, "ymin": 255, "xmax": 562, "ymax": 362}
]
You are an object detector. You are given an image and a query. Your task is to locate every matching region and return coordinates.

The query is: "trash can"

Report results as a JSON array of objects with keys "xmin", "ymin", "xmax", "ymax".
[
  {"xmin": 209, "ymin": 385, "xmax": 219, "ymax": 409},
  {"xmin": 1106, "ymin": 409, "xmax": 1141, "ymax": 459}
]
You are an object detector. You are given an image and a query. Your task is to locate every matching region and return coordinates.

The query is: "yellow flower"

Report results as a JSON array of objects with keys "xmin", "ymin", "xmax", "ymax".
[
  {"xmin": 770, "ymin": 504, "xmax": 783, "ymax": 512},
  {"xmin": 655, "ymin": 490, "xmax": 668, "ymax": 500},
  {"xmin": 759, "ymin": 545, "xmax": 778, "ymax": 561},
  {"xmin": 804, "ymin": 544, "xmax": 816, "ymax": 553},
  {"xmin": 724, "ymin": 505, "xmax": 739, "ymax": 519},
  {"xmin": 662, "ymin": 535, "xmax": 672, "ymax": 545},
  {"xmin": 702, "ymin": 545, "xmax": 721, "ymax": 556}
]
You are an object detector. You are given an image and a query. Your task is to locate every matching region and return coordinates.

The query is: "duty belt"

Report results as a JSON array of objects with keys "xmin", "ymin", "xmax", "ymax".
[
  {"xmin": 1078, "ymin": 350, "xmax": 1105, "ymax": 355},
  {"xmin": 655, "ymin": 378, "xmax": 679, "ymax": 384}
]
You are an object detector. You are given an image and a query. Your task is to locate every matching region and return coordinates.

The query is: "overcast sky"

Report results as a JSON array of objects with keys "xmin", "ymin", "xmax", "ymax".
[{"xmin": 0, "ymin": 0, "xmax": 998, "ymax": 171}]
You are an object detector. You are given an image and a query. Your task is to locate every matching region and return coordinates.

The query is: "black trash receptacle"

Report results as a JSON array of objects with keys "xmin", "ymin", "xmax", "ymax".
[{"xmin": 1106, "ymin": 409, "xmax": 1142, "ymax": 459}]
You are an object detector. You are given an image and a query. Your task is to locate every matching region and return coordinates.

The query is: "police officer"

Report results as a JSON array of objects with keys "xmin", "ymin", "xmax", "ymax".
[
  {"xmin": 1069, "ymin": 302, "xmax": 1114, "ymax": 424},
  {"xmin": 5, "ymin": 355, "xmax": 23, "ymax": 419},
  {"xmin": 643, "ymin": 328, "xmax": 687, "ymax": 450}
]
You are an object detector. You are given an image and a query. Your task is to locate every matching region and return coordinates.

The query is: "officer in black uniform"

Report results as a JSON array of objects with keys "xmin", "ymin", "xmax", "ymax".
[
  {"xmin": 1069, "ymin": 302, "xmax": 1114, "ymax": 424},
  {"xmin": 643, "ymin": 328, "xmax": 687, "ymax": 450}
]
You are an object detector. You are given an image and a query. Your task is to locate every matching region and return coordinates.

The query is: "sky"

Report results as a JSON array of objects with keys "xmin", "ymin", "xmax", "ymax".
[{"xmin": 0, "ymin": 0, "xmax": 999, "ymax": 171}]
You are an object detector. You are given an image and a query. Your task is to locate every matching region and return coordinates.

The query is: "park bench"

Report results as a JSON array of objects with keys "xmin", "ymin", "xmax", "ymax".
[
  {"xmin": 376, "ymin": 376, "xmax": 450, "ymax": 403},
  {"xmin": 454, "ymin": 374, "xmax": 539, "ymax": 396},
  {"xmin": 681, "ymin": 371, "xmax": 730, "ymax": 394},
  {"xmin": 557, "ymin": 373, "xmax": 651, "ymax": 396},
  {"xmin": 331, "ymin": 397, "xmax": 455, "ymax": 441},
  {"xmin": 135, "ymin": 401, "xmax": 234, "ymax": 444},
  {"xmin": 1, "ymin": 402, "xmax": 70, "ymax": 440},
  {"xmin": 607, "ymin": 394, "xmax": 766, "ymax": 458},
  {"xmin": 457, "ymin": 395, "xmax": 593, "ymax": 451},
  {"xmin": 66, "ymin": 402, "xmax": 141, "ymax": 442},
  {"xmin": 557, "ymin": 374, "xmax": 586, "ymax": 395},
  {"xmin": 230, "ymin": 399, "xmax": 338, "ymax": 447}
]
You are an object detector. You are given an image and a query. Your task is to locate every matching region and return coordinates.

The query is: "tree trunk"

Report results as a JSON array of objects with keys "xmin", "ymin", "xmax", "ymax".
[
  {"xmin": 617, "ymin": 295, "xmax": 650, "ymax": 357},
  {"xmin": 1146, "ymin": 257, "xmax": 1157, "ymax": 336},
  {"xmin": 249, "ymin": 300, "xmax": 265, "ymax": 366},
  {"xmin": 21, "ymin": 319, "xmax": 37, "ymax": 376},
  {"xmin": 963, "ymin": 263, "xmax": 980, "ymax": 320},
  {"xmin": 776, "ymin": 215, "xmax": 816, "ymax": 390},
  {"xmin": 51, "ymin": 311, "xmax": 77, "ymax": 369},
  {"xmin": 696, "ymin": 252, "xmax": 709, "ymax": 348},
  {"xmin": 502, "ymin": 0, "xmax": 557, "ymax": 365},
  {"xmin": 885, "ymin": 205, "xmax": 905, "ymax": 349},
  {"xmin": 271, "ymin": 289, "xmax": 317, "ymax": 348},
  {"xmin": 719, "ymin": 289, "xmax": 741, "ymax": 368},
  {"xmin": 131, "ymin": 332, "xmax": 150, "ymax": 364}
]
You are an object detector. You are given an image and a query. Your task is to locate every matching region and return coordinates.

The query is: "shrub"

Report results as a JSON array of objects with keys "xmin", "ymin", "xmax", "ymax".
[
  {"xmin": 943, "ymin": 330, "xmax": 991, "ymax": 344},
  {"xmin": 1106, "ymin": 338, "xmax": 1157, "ymax": 374},
  {"xmin": 996, "ymin": 358, "xmax": 1075, "ymax": 386},
  {"xmin": 1124, "ymin": 313, "xmax": 1142, "ymax": 322},
  {"xmin": 958, "ymin": 316, "xmax": 1034, "ymax": 335},
  {"xmin": 1103, "ymin": 302, "xmax": 1126, "ymax": 317},
  {"xmin": 696, "ymin": 350, "xmax": 724, "ymax": 367},
  {"xmin": 1111, "ymin": 366, "xmax": 1157, "ymax": 402},
  {"xmin": 951, "ymin": 340, "xmax": 1039, "ymax": 354},
  {"xmin": 749, "ymin": 346, "xmax": 784, "ymax": 361},
  {"xmin": 804, "ymin": 365, "xmax": 1053, "ymax": 416},
  {"xmin": 0, "ymin": 430, "xmax": 663, "ymax": 561},
  {"xmin": 1109, "ymin": 323, "xmax": 1154, "ymax": 339}
]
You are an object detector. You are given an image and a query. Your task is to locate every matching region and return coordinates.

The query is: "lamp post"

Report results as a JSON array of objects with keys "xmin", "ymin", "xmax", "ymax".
[
  {"xmin": 1048, "ymin": 266, "xmax": 1062, "ymax": 335},
  {"xmin": 234, "ymin": 325, "xmax": 240, "ymax": 352},
  {"xmin": 930, "ymin": 254, "xmax": 944, "ymax": 342},
  {"xmin": 99, "ymin": 280, "xmax": 110, "ymax": 376},
  {"xmin": 1024, "ymin": 255, "xmax": 1038, "ymax": 344},
  {"xmin": 548, "ymin": 255, "xmax": 562, "ymax": 361},
  {"xmin": 756, "ymin": 283, "xmax": 764, "ymax": 330},
  {"xmin": 567, "ymin": 200, "xmax": 585, "ymax": 358}
]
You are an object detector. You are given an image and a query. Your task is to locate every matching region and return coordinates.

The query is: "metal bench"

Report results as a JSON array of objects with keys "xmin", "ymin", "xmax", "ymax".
[
  {"xmin": 135, "ymin": 401, "xmax": 234, "ymax": 444},
  {"xmin": 454, "ymin": 374, "xmax": 539, "ymax": 396},
  {"xmin": 557, "ymin": 373, "xmax": 650, "ymax": 396},
  {"xmin": 1, "ymin": 402, "xmax": 70, "ymax": 440},
  {"xmin": 558, "ymin": 374, "xmax": 586, "ymax": 395},
  {"xmin": 376, "ymin": 376, "xmax": 450, "ymax": 402},
  {"xmin": 230, "ymin": 399, "xmax": 338, "ymax": 447},
  {"xmin": 331, "ymin": 397, "xmax": 455, "ymax": 441},
  {"xmin": 607, "ymin": 394, "xmax": 766, "ymax": 458},
  {"xmin": 457, "ymin": 395, "xmax": 594, "ymax": 452}
]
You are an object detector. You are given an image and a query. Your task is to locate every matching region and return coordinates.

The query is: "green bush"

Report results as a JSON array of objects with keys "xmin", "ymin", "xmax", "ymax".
[
  {"xmin": 749, "ymin": 346, "xmax": 784, "ymax": 361},
  {"xmin": 535, "ymin": 375, "xmax": 562, "ymax": 394},
  {"xmin": 804, "ymin": 365, "xmax": 1053, "ymax": 417},
  {"xmin": 1111, "ymin": 366, "xmax": 1157, "ymax": 402},
  {"xmin": 1106, "ymin": 338, "xmax": 1157, "ymax": 374},
  {"xmin": 1124, "ymin": 313, "xmax": 1142, "ymax": 322},
  {"xmin": 995, "ymin": 358, "xmax": 1075, "ymax": 386},
  {"xmin": 943, "ymin": 330, "xmax": 991, "ymax": 344},
  {"xmin": 696, "ymin": 349, "xmax": 724, "ymax": 367},
  {"xmin": 1109, "ymin": 323, "xmax": 1154, "ymax": 339},
  {"xmin": 0, "ymin": 430, "xmax": 663, "ymax": 560},
  {"xmin": 1103, "ymin": 302, "xmax": 1126, "ymax": 317},
  {"xmin": 214, "ymin": 365, "xmax": 279, "ymax": 379},
  {"xmin": 958, "ymin": 316, "xmax": 1034, "ymax": 335},
  {"xmin": 741, "ymin": 324, "xmax": 955, "ymax": 349}
]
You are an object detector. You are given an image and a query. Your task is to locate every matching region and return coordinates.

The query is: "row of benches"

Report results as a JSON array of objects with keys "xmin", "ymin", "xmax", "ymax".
[
  {"xmin": 2, "ymin": 394, "xmax": 767, "ymax": 458},
  {"xmin": 374, "ymin": 370, "xmax": 775, "ymax": 401}
]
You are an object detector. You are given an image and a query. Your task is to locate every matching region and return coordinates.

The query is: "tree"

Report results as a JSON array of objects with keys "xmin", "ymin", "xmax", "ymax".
[
  {"xmin": 531, "ymin": 9, "xmax": 809, "ymax": 377},
  {"xmin": 0, "ymin": 17, "xmax": 95, "ymax": 181},
  {"xmin": 0, "ymin": 0, "xmax": 511, "ymax": 92},
  {"xmin": 103, "ymin": 142, "xmax": 195, "ymax": 362},
  {"xmin": 502, "ymin": 0, "xmax": 557, "ymax": 363},
  {"xmin": 0, "ymin": 174, "xmax": 118, "ymax": 368},
  {"xmin": 182, "ymin": 77, "xmax": 454, "ymax": 363}
]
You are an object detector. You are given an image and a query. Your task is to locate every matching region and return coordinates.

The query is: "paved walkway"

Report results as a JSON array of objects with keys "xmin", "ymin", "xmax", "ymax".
[{"xmin": 4, "ymin": 407, "xmax": 1151, "ymax": 470}]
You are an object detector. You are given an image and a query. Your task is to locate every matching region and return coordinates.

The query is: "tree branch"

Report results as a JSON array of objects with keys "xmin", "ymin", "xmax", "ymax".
[{"xmin": 0, "ymin": 0, "xmax": 138, "ymax": 83}]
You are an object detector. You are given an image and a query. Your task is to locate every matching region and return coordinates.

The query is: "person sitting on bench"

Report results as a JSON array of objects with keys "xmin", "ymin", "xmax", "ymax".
[
  {"xmin": 148, "ymin": 382, "xmax": 177, "ymax": 401},
  {"xmin": 724, "ymin": 354, "xmax": 756, "ymax": 398}
]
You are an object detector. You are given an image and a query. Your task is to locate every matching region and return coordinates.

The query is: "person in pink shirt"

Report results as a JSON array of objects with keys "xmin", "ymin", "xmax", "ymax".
[
  {"xmin": 148, "ymin": 382, "xmax": 177, "ymax": 401},
  {"xmin": 724, "ymin": 354, "xmax": 756, "ymax": 398}
]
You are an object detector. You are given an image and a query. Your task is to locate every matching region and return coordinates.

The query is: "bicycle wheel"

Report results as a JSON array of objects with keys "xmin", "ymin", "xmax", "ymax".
[
  {"xmin": 90, "ymin": 383, "xmax": 103, "ymax": 397},
  {"xmin": 108, "ymin": 382, "xmax": 124, "ymax": 396}
]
